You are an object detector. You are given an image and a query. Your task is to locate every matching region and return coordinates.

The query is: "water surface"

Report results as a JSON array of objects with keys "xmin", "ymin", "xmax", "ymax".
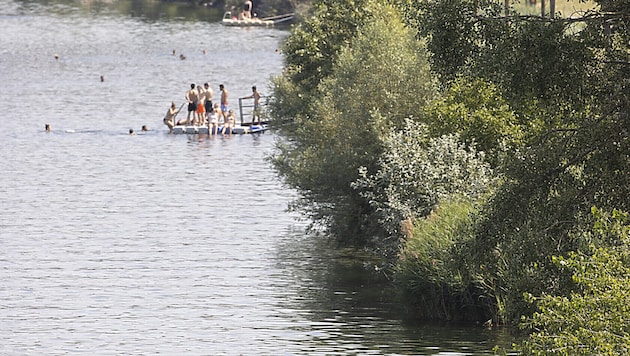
[{"xmin": 0, "ymin": 1, "xmax": 515, "ymax": 354}]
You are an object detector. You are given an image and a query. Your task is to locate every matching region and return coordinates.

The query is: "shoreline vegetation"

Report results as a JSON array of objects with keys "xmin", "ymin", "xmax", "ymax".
[{"xmin": 266, "ymin": 0, "xmax": 629, "ymax": 354}]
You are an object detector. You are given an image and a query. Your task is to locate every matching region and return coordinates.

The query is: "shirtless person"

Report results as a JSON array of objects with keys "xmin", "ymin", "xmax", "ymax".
[
  {"xmin": 163, "ymin": 102, "xmax": 180, "ymax": 132},
  {"xmin": 243, "ymin": 85, "xmax": 262, "ymax": 125},
  {"xmin": 203, "ymin": 82, "xmax": 214, "ymax": 123},
  {"xmin": 185, "ymin": 83, "xmax": 199, "ymax": 125},
  {"xmin": 219, "ymin": 84, "xmax": 229, "ymax": 124},
  {"xmin": 195, "ymin": 84, "xmax": 206, "ymax": 125}
]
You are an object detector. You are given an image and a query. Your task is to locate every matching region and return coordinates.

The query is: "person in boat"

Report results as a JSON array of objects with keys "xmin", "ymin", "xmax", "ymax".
[
  {"xmin": 242, "ymin": 0, "xmax": 253, "ymax": 19},
  {"xmin": 223, "ymin": 109, "xmax": 236, "ymax": 135},
  {"xmin": 242, "ymin": 85, "xmax": 262, "ymax": 125},
  {"xmin": 208, "ymin": 103, "xmax": 220, "ymax": 135},
  {"xmin": 185, "ymin": 83, "xmax": 199, "ymax": 125},
  {"xmin": 203, "ymin": 82, "xmax": 214, "ymax": 123},
  {"xmin": 163, "ymin": 102, "xmax": 180, "ymax": 133},
  {"xmin": 195, "ymin": 84, "xmax": 206, "ymax": 125},
  {"xmin": 219, "ymin": 84, "xmax": 229, "ymax": 124}
]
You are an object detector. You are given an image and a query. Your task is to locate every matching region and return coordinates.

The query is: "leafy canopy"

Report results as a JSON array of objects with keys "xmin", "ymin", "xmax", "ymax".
[
  {"xmin": 270, "ymin": 0, "xmax": 436, "ymax": 245},
  {"xmin": 519, "ymin": 208, "xmax": 630, "ymax": 355}
]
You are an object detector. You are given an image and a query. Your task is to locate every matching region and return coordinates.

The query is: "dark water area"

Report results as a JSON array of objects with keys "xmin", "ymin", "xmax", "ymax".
[
  {"xmin": 0, "ymin": 0, "xmax": 517, "ymax": 354},
  {"xmin": 12, "ymin": 0, "xmax": 224, "ymax": 22}
]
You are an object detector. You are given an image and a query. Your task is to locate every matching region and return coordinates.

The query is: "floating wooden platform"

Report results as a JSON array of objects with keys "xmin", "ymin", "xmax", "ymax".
[
  {"xmin": 222, "ymin": 17, "xmax": 275, "ymax": 27},
  {"xmin": 171, "ymin": 124, "xmax": 269, "ymax": 135},
  {"xmin": 221, "ymin": 12, "xmax": 294, "ymax": 27}
]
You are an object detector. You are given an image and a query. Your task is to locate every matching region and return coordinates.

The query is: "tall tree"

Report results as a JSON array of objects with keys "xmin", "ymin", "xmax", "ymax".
[{"xmin": 269, "ymin": 0, "xmax": 435, "ymax": 247}]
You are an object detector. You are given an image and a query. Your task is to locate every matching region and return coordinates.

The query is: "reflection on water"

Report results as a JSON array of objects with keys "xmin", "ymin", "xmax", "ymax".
[
  {"xmin": 0, "ymin": 1, "xmax": 516, "ymax": 354},
  {"xmin": 276, "ymin": 236, "xmax": 517, "ymax": 354},
  {"xmin": 14, "ymin": 0, "xmax": 223, "ymax": 22}
]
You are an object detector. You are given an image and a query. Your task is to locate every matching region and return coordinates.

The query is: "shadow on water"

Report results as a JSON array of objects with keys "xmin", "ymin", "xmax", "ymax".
[{"xmin": 275, "ymin": 234, "xmax": 519, "ymax": 354}]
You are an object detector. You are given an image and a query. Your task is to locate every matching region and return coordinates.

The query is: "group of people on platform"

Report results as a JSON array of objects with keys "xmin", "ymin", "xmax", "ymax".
[{"xmin": 163, "ymin": 83, "xmax": 262, "ymax": 135}]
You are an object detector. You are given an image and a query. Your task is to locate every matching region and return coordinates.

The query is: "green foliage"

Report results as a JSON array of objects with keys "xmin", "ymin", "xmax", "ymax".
[
  {"xmin": 407, "ymin": 0, "xmax": 601, "ymax": 125},
  {"xmin": 480, "ymin": 20, "xmax": 593, "ymax": 118},
  {"xmin": 405, "ymin": 0, "xmax": 630, "ymax": 324},
  {"xmin": 395, "ymin": 200, "xmax": 493, "ymax": 321},
  {"xmin": 366, "ymin": 120, "xmax": 499, "ymax": 320},
  {"xmin": 421, "ymin": 77, "xmax": 523, "ymax": 163},
  {"xmin": 519, "ymin": 208, "xmax": 630, "ymax": 355},
  {"xmin": 463, "ymin": 66, "xmax": 629, "ymax": 324},
  {"xmin": 463, "ymin": 160, "xmax": 609, "ymax": 323},
  {"xmin": 403, "ymin": 0, "xmax": 503, "ymax": 83},
  {"xmin": 274, "ymin": 0, "xmax": 376, "ymax": 98},
  {"xmin": 270, "ymin": 1, "xmax": 436, "ymax": 246},
  {"xmin": 270, "ymin": 0, "xmax": 630, "ymax": 333},
  {"xmin": 353, "ymin": 120, "xmax": 496, "ymax": 240},
  {"xmin": 320, "ymin": 9, "xmax": 435, "ymax": 129}
]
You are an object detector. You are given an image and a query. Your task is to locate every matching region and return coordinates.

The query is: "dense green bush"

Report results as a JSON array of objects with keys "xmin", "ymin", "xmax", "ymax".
[
  {"xmin": 270, "ymin": 0, "xmax": 377, "ymax": 109},
  {"xmin": 405, "ymin": 0, "xmax": 630, "ymax": 324},
  {"xmin": 352, "ymin": 121, "xmax": 495, "ymax": 249},
  {"xmin": 519, "ymin": 208, "xmax": 630, "ymax": 355},
  {"xmin": 421, "ymin": 77, "xmax": 523, "ymax": 165},
  {"xmin": 353, "ymin": 116, "xmax": 499, "ymax": 318},
  {"xmin": 395, "ymin": 200, "xmax": 493, "ymax": 321}
]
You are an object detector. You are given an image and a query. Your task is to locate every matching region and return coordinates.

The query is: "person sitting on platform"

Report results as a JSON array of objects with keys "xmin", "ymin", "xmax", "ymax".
[
  {"xmin": 223, "ymin": 109, "xmax": 236, "ymax": 135},
  {"xmin": 208, "ymin": 104, "xmax": 220, "ymax": 135}
]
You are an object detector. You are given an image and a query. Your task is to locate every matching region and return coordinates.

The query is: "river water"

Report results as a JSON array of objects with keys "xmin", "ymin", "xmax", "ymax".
[{"xmin": 0, "ymin": 1, "xmax": 514, "ymax": 354}]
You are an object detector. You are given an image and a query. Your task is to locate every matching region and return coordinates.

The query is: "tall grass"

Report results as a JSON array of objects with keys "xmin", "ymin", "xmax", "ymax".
[{"xmin": 395, "ymin": 200, "xmax": 492, "ymax": 321}]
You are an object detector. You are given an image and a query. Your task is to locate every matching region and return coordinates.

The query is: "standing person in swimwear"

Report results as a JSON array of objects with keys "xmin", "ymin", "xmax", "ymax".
[
  {"xmin": 242, "ymin": 85, "xmax": 262, "ymax": 125},
  {"xmin": 185, "ymin": 83, "xmax": 199, "ymax": 125},
  {"xmin": 220, "ymin": 84, "xmax": 229, "ymax": 124},
  {"xmin": 195, "ymin": 84, "xmax": 206, "ymax": 125},
  {"xmin": 203, "ymin": 82, "xmax": 214, "ymax": 123}
]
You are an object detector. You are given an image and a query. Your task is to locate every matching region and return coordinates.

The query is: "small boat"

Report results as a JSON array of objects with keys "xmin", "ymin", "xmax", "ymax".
[
  {"xmin": 221, "ymin": 11, "xmax": 294, "ymax": 27},
  {"xmin": 172, "ymin": 124, "xmax": 269, "ymax": 135}
]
